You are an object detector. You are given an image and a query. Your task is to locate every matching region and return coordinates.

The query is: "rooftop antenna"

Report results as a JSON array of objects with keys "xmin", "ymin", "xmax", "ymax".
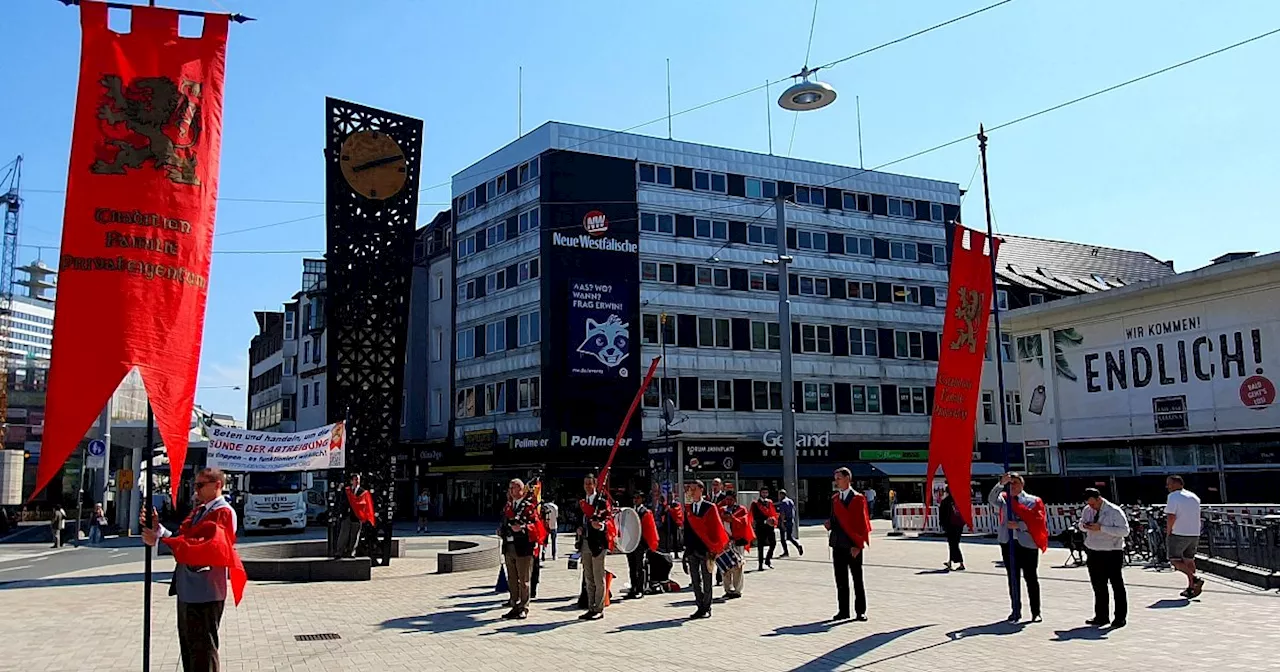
[
  {"xmin": 666, "ymin": 58, "xmax": 673, "ymax": 140},
  {"xmin": 518, "ymin": 66, "xmax": 523, "ymax": 138},
  {"xmin": 856, "ymin": 95, "xmax": 864, "ymax": 168},
  {"xmin": 766, "ymin": 79, "xmax": 774, "ymax": 155}
]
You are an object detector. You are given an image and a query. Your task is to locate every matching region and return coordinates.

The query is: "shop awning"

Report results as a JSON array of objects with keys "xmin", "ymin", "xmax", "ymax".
[
  {"xmin": 870, "ymin": 462, "xmax": 1007, "ymax": 478},
  {"xmin": 740, "ymin": 462, "xmax": 883, "ymax": 479}
]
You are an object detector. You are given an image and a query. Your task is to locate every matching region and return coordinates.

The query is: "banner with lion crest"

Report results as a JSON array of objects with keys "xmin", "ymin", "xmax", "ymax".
[{"xmin": 32, "ymin": 2, "xmax": 230, "ymax": 504}]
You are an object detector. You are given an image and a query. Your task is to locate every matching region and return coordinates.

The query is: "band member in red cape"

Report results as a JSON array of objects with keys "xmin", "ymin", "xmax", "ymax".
[
  {"xmin": 683, "ymin": 480, "xmax": 729, "ymax": 619},
  {"xmin": 989, "ymin": 472, "xmax": 1049, "ymax": 622},
  {"xmin": 826, "ymin": 467, "xmax": 871, "ymax": 621},
  {"xmin": 721, "ymin": 491, "xmax": 754, "ymax": 598},
  {"xmin": 578, "ymin": 473, "xmax": 614, "ymax": 620},
  {"xmin": 666, "ymin": 495, "xmax": 685, "ymax": 559},
  {"xmin": 141, "ymin": 467, "xmax": 246, "ymax": 672},
  {"xmin": 500, "ymin": 478, "xmax": 544, "ymax": 619},
  {"xmin": 625, "ymin": 491, "xmax": 661, "ymax": 599},
  {"xmin": 751, "ymin": 487, "xmax": 780, "ymax": 571},
  {"xmin": 335, "ymin": 473, "xmax": 375, "ymax": 559}
]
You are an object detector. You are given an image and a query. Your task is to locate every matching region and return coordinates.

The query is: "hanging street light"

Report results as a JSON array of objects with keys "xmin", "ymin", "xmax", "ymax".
[{"xmin": 778, "ymin": 66, "xmax": 838, "ymax": 112}]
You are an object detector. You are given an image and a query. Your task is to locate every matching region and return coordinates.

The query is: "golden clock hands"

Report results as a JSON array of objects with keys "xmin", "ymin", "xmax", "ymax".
[{"xmin": 351, "ymin": 155, "xmax": 404, "ymax": 173}]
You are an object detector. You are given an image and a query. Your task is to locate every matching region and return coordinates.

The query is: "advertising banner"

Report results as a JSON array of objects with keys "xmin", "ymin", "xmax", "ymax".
[
  {"xmin": 34, "ymin": 3, "xmax": 230, "ymax": 503},
  {"xmin": 569, "ymin": 277, "xmax": 632, "ymax": 378},
  {"xmin": 206, "ymin": 422, "xmax": 345, "ymax": 472}
]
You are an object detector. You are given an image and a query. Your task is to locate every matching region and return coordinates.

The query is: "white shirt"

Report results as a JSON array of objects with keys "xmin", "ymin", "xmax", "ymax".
[
  {"xmin": 1165, "ymin": 489, "xmax": 1202, "ymax": 537},
  {"xmin": 1079, "ymin": 499, "xmax": 1129, "ymax": 551},
  {"xmin": 863, "ymin": 489, "xmax": 876, "ymax": 503}
]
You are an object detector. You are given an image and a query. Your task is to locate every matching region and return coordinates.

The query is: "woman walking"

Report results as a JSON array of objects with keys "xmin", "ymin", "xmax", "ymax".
[
  {"xmin": 939, "ymin": 487, "xmax": 966, "ymax": 571},
  {"xmin": 88, "ymin": 503, "xmax": 107, "ymax": 545}
]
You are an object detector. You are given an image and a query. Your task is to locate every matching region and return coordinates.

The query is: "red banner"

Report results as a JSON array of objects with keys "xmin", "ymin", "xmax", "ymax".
[
  {"xmin": 33, "ymin": 3, "xmax": 229, "ymax": 504},
  {"xmin": 925, "ymin": 225, "xmax": 1001, "ymax": 527}
]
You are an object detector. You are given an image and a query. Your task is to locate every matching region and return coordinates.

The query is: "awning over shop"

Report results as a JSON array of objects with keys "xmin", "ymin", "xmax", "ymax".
[
  {"xmin": 740, "ymin": 462, "xmax": 883, "ymax": 479},
  {"xmin": 870, "ymin": 462, "xmax": 1007, "ymax": 478}
]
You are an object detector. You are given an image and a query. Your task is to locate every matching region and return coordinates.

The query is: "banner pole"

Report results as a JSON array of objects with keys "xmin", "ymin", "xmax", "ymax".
[
  {"xmin": 598, "ymin": 357, "xmax": 661, "ymax": 489},
  {"xmin": 142, "ymin": 403, "xmax": 154, "ymax": 672}
]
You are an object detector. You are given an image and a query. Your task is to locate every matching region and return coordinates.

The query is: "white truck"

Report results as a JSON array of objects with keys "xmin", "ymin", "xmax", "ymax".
[{"xmin": 237, "ymin": 472, "xmax": 310, "ymax": 533}]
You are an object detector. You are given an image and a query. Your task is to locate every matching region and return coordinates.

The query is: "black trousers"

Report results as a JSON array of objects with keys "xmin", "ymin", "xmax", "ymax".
[
  {"xmin": 1086, "ymin": 549, "xmax": 1127, "ymax": 622},
  {"xmin": 780, "ymin": 519, "xmax": 802, "ymax": 554},
  {"xmin": 756, "ymin": 527, "xmax": 776, "ymax": 569},
  {"xmin": 530, "ymin": 548, "xmax": 541, "ymax": 598},
  {"xmin": 688, "ymin": 552, "xmax": 713, "ymax": 613},
  {"xmin": 177, "ymin": 600, "xmax": 224, "ymax": 672},
  {"xmin": 627, "ymin": 547, "xmax": 649, "ymax": 595},
  {"xmin": 1002, "ymin": 542, "xmax": 1041, "ymax": 617},
  {"xmin": 832, "ymin": 547, "xmax": 867, "ymax": 617},
  {"xmin": 945, "ymin": 527, "xmax": 964, "ymax": 564}
]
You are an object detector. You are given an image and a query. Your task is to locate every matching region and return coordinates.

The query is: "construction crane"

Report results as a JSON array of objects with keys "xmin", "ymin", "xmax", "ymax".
[{"xmin": 0, "ymin": 156, "xmax": 23, "ymax": 445}]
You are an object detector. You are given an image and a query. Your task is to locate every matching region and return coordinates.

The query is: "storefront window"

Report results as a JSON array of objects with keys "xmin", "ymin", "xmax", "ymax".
[
  {"xmin": 1136, "ymin": 446, "xmax": 1165, "ymax": 468},
  {"xmin": 1024, "ymin": 446, "xmax": 1050, "ymax": 474},
  {"xmin": 1221, "ymin": 440, "xmax": 1280, "ymax": 466},
  {"xmin": 1065, "ymin": 446, "xmax": 1132, "ymax": 471}
]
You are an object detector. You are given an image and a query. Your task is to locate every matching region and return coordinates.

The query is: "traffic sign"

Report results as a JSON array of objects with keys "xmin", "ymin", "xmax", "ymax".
[{"xmin": 86, "ymin": 440, "xmax": 106, "ymax": 469}]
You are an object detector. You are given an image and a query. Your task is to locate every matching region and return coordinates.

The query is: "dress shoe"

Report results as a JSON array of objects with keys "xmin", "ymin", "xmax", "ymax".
[
  {"xmin": 1085, "ymin": 618, "xmax": 1109, "ymax": 627},
  {"xmin": 1110, "ymin": 619, "xmax": 1127, "ymax": 629},
  {"xmin": 832, "ymin": 612, "xmax": 850, "ymax": 621},
  {"xmin": 577, "ymin": 611, "xmax": 594, "ymax": 620},
  {"xmin": 586, "ymin": 611, "xmax": 603, "ymax": 620}
]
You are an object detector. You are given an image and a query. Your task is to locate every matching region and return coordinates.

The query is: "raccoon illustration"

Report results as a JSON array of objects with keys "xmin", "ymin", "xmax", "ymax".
[{"xmin": 577, "ymin": 315, "xmax": 629, "ymax": 368}]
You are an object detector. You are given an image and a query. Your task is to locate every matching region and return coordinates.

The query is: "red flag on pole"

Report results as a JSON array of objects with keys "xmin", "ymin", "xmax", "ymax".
[
  {"xmin": 33, "ymin": 2, "xmax": 229, "ymax": 504},
  {"xmin": 598, "ymin": 356, "xmax": 661, "ymax": 487},
  {"xmin": 926, "ymin": 225, "xmax": 1001, "ymax": 528}
]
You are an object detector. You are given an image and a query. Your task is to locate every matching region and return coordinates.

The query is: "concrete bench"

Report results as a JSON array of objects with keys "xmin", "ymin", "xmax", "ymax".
[
  {"xmin": 436, "ymin": 538, "xmax": 501, "ymax": 574},
  {"xmin": 239, "ymin": 539, "xmax": 405, "ymax": 582}
]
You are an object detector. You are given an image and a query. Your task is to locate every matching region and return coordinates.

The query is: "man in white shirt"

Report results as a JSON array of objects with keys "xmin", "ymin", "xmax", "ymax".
[
  {"xmin": 1079, "ymin": 488, "xmax": 1129, "ymax": 628},
  {"xmin": 862, "ymin": 485, "xmax": 877, "ymax": 519},
  {"xmin": 416, "ymin": 490, "xmax": 431, "ymax": 533},
  {"xmin": 1164, "ymin": 474, "xmax": 1203, "ymax": 598}
]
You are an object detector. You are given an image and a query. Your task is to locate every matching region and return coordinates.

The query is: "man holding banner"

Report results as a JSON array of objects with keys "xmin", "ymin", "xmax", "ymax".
[{"xmin": 336, "ymin": 474, "xmax": 375, "ymax": 559}]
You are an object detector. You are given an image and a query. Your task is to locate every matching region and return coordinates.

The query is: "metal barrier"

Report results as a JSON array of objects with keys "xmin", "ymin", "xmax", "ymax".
[
  {"xmin": 891, "ymin": 502, "xmax": 1084, "ymax": 536},
  {"xmin": 1201, "ymin": 513, "xmax": 1280, "ymax": 573}
]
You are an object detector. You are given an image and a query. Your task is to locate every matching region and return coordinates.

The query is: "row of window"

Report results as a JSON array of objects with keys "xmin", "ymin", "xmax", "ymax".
[
  {"xmin": 300, "ymin": 380, "xmax": 322, "ymax": 409},
  {"xmin": 454, "ymin": 157, "xmax": 540, "ymax": 216},
  {"xmin": 636, "ymin": 161, "xmax": 951, "ymax": 224},
  {"xmin": 640, "ymin": 377, "xmax": 932, "ymax": 416},
  {"xmin": 641, "ymin": 260, "xmax": 945, "ymax": 307},
  {"xmin": 980, "ymin": 390, "xmax": 1024, "ymax": 426},
  {"xmin": 456, "ymin": 375, "xmax": 542, "ymax": 418},
  {"xmin": 456, "ymin": 310, "xmax": 541, "ymax": 361},
  {"xmin": 639, "ymin": 313, "xmax": 938, "ymax": 361},
  {"xmin": 457, "ymin": 206, "xmax": 540, "ymax": 261},
  {"xmin": 458, "ymin": 258, "xmax": 540, "ymax": 304}
]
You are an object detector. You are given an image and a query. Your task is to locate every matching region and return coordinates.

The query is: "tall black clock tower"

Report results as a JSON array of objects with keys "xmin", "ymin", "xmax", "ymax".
[{"xmin": 324, "ymin": 98, "xmax": 422, "ymax": 563}]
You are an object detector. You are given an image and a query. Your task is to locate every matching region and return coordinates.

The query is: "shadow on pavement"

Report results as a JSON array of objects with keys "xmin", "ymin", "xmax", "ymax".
[
  {"xmin": 763, "ymin": 619, "xmax": 852, "ymax": 637},
  {"xmin": 608, "ymin": 618, "xmax": 687, "ymax": 633},
  {"xmin": 914, "ymin": 568, "xmax": 952, "ymax": 575},
  {"xmin": 788, "ymin": 625, "xmax": 935, "ymax": 672},
  {"xmin": 450, "ymin": 598, "xmax": 508, "ymax": 609},
  {"xmin": 1148, "ymin": 598, "xmax": 1190, "ymax": 609},
  {"xmin": 485, "ymin": 619, "xmax": 580, "ymax": 636},
  {"xmin": 1051, "ymin": 625, "xmax": 1109, "ymax": 642},
  {"xmin": 0, "ymin": 571, "xmax": 170, "ymax": 590},
  {"xmin": 946, "ymin": 620, "xmax": 1027, "ymax": 640},
  {"xmin": 380, "ymin": 607, "xmax": 493, "ymax": 634}
]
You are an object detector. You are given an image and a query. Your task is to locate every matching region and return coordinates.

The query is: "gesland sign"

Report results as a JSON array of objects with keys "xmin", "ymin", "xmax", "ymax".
[{"xmin": 762, "ymin": 430, "xmax": 831, "ymax": 447}]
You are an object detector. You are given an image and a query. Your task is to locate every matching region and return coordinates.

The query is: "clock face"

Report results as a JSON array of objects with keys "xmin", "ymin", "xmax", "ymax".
[{"xmin": 339, "ymin": 130, "xmax": 407, "ymax": 200}]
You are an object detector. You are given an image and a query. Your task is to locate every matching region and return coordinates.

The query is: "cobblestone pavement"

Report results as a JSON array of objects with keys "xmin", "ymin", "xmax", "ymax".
[{"xmin": 2, "ymin": 522, "xmax": 1276, "ymax": 672}]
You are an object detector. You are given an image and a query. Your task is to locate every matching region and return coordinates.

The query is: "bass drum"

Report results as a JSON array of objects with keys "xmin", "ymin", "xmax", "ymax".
[{"xmin": 613, "ymin": 507, "xmax": 641, "ymax": 554}]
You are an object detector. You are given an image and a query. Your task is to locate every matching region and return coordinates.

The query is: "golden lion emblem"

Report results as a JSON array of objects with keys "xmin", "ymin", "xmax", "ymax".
[{"xmin": 91, "ymin": 75, "xmax": 203, "ymax": 186}]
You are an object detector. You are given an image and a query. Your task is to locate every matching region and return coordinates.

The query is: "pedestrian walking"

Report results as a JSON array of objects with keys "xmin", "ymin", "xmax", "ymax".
[
  {"xmin": 1164, "ymin": 475, "xmax": 1204, "ymax": 598},
  {"xmin": 776, "ymin": 489, "xmax": 804, "ymax": 557},
  {"xmin": 938, "ymin": 487, "xmax": 966, "ymax": 571},
  {"xmin": 990, "ymin": 473, "xmax": 1048, "ymax": 623},
  {"xmin": 50, "ymin": 504, "xmax": 66, "ymax": 548},
  {"xmin": 88, "ymin": 503, "xmax": 107, "ymax": 545},
  {"xmin": 1079, "ymin": 488, "xmax": 1129, "ymax": 628},
  {"xmin": 415, "ymin": 489, "xmax": 431, "ymax": 533},
  {"xmin": 826, "ymin": 467, "xmax": 871, "ymax": 622},
  {"xmin": 862, "ymin": 484, "xmax": 878, "ymax": 519},
  {"xmin": 540, "ymin": 499, "xmax": 559, "ymax": 560},
  {"xmin": 750, "ymin": 487, "xmax": 779, "ymax": 571}
]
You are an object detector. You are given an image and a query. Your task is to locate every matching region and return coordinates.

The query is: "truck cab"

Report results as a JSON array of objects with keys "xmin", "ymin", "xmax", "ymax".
[{"xmin": 239, "ymin": 472, "xmax": 309, "ymax": 532}]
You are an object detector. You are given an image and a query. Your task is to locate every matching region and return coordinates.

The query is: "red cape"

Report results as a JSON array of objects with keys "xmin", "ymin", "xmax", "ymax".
[
  {"xmin": 832, "ymin": 492, "xmax": 871, "ymax": 549},
  {"xmin": 725, "ymin": 503, "xmax": 755, "ymax": 551},
  {"xmin": 160, "ymin": 504, "xmax": 246, "ymax": 606},
  {"xmin": 581, "ymin": 496, "xmax": 617, "ymax": 551},
  {"xmin": 751, "ymin": 499, "xmax": 779, "ymax": 526},
  {"xmin": 346, "ymin": 488, "xmax": 376, "ymax": 525},
  {"xmin": 686, "ymin": 501, "xmax": 729, "ymax": 556},
  {"xmin": 639, "ymin": 508, "xmax": 660, "ymax": 552},
  {"xmin": 1000, "ymin": 492, "xmax": 1049, "ymax": 552},
  {"xmin": 668, "ymin": 502, "xmax": 685, "ymax": 527}
]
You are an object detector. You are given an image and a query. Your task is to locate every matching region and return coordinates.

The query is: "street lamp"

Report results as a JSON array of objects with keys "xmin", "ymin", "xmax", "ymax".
[{"xmin": 778, "ymin": 67, "xmax": 838, "ymax": 112}]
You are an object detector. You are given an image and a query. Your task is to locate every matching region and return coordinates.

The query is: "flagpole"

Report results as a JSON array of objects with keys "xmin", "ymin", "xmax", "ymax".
[
  {"xmin": 978, "ymin": 124, "xmax": 1019, "ymax": 614},
  {"xmin": 142, "ymin": 403, "xmax": 155, "ymax": 672}
]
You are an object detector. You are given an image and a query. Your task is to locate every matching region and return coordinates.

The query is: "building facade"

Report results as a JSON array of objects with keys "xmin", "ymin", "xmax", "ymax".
[
  {"xmin": 402, "ymin": 212, "xmax": 453, "ymax": 507},
  {"xmin": 1004, "ymin": 251, "xmax": 1279, "ymax": 504}
]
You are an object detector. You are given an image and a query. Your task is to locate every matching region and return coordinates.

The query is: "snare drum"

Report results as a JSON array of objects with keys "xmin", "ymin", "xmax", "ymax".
[{"xmin": 715, "ymin": 548, "xmax": 742, "ymax": 573}]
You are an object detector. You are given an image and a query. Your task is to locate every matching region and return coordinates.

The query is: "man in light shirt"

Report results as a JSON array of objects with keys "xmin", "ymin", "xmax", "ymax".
[
  {"xmin": 1164, "ymin": 475, "xmax": 1204, "ymax": 598},
  {"xmin": 1079, "ymin": 488, "xmax": 1129, "ymax": 628}
]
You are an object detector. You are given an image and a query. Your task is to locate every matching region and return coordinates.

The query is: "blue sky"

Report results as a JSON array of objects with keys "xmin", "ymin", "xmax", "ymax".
[{"xmin": 6, "ymin": 0, "xmax": 1280, "ymax": 418}]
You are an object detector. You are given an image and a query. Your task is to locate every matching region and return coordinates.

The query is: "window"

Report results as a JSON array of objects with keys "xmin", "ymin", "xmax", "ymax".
[
  {"xmin": 485, "ymin": 220, "xmax": 506, "ymax": 247},
  {"xmin": 932, "ymin": 244, "xmax": 947, "ymax": 265},
  {"xmin": 282, "ymin": 397, "xmax": 294, "ymax": 421},
  {"xmin": 696, "ymin": 266, "xmax": 730, "ymax": 288},
  {"xmin": 888, "ymin": 197, "xmax": 915, "ymax": 219},
  {"xmin": 283, "ymin": 356, "xmax": 294, "ymax": 376},
  {"xmin": 895, "ymin": 330, "xmax": 924, "ymax": 359},
  {"xmin": 518, "ymin": 258, "xmax": 540, "ymax": 283},
  {"xmin": 430, "ymin": 390, "xmax": 443, "ymax": 426},
  {"xmin": 313, "ymin": 381, "xmax": 321, "ymax": 407},
  {"xmin": 517, "ymin": 157, "xmax": 540, "ymax": 185},
  {"xmin": 847, "ymin": 281, "xmax": 875, "ymax": 301},
  {"xmin": 982, "ymin": 391, "xmax": 996, "ymax": 424},
  {"xmin": 518, "ymin": 376, "xmax": 541, "ymax": 410},
  {"xmin": 433, "ymin": 274, "xmax": 445, "ymax": 301},
  {"xmin": 456, "ymin": 328, "xmax": 476, "ymax": 361},
  {"xmin": 794, "ymin": 185, "xmax": 826, "ymax": 207},
  {"xmin": 796, "ymin": 275, "xmax": 830, "ymax": 297},
  {"xmin": 638, "ymin": 162, "xmax": 674, "ymax": 186},
  {"xmin": 486, "ymin": 381, "xmax": 507, "ymax": 415},
  {"xmin": 486, "ymin": 321, "xmax": 506, "ymax": 354},
  {"xmin": 517, "ymin": 207, "xmax": 540, "ymax": 234},
  {"xmin": 803, "ymin": 382, "xmax": 835, "ymax": 412},
  {"xmin": 643, "ymin": 378, "xmax": 679, "ymax": 409},
  {"xmin": 935, "ymin": 287, "xmax": 948, "ymax": 308},
  {"xmin": 889, "ymin": 241, "xmax": 918, "ymax": 261},
  {"xmin": 642, "ymin": 313, "xmax": 676, "ymax": 345},
  {"xmin": 852, "ymin": 385, "xmax": 881, "ymax": 413},
  {"xmin": 1005, "ymin": 391, "xmax": 1023, "ymax": 426},
  {"xmin": 432, "ymin": 329, "xmax": 444, "ymax": 362},
  {"xmin": 848, "ymin": 327, "xmax": 878, "ymax": 357},
  {"xmin": 641, "ymin": 261, "xmax": 676, "ymax": 283},
  {"xmin": 693, "ymin": 170, "xmax": 727, "ymax": 193},
  {"xmin": 753, "ymin": 381, "xmax": 783, "ymax": 411},
  {"xmin": 899, "ymin": 386, "xmax": 928, "ymax": 415},
  {"xmin": 892, "ymin": 284, "xmax": 921, "ymax": 305},
  {"xmin": 842, "ymin": 191, "xmax": 872, "ymax": 212},
  {"xmin": 640, "ymin": 212, "xmax": 675, "ymax": 234},
  {"xmin": 996, "ymin": 289, "xmax": 1010, "ymax": 311},
  {"xmin": 313, "ymin": 338, "xmax": 322, "ymax": 363},
  {"xmin": 283, "ymin": 312, "xmax": 295, "ymax": 340},
  {"xmin": 457, "ymin": 279, "xmax": 478, "ymax": 304},
  {"xmin": 745, "ymin": 177, "xmax": 778, "ymax": 199},
  {"xmin": 930, "ymin": 202, "xmax": 945, "ymax": 222},
  {"xmin": 485, "ymin": 174, "xmax": 508, "ymax": 200},
  {"xmin": 1029, "ymin": 293, "xmax": 1045, "ymax": 305},
  {"xmin": 301, "ymin": 383, "xmax": 309, "ymax": 408},
  {"xmin": 456, "ymin": 235, "xmax": 476, "ymax": 259},
  {"xmin": 1000, "ymin": 332, "xmax": 1015, "ymax": 362},
  {"xmin": 747, "ymin": 223, "xmax": 778, "ymax": 246},
  {"xmin": 800, "ymin": 324, "xmax": 833, "ymax": 354},
  {"xmin": 751, "ymin": 321, "xmax": 780, "ymax": 351},
  {"xmin": 699, "ymin": 379, "xmax": 733, "ymax": 410},
  {"xmin": 517, "ymin": 310, "xmax": 541, "ymax": 347},
  {"xmin": 698, "ymin": 317, "xmax": 731, "ymax": 348},
  {"xmin": 485, "ymin": 269, "xmax": 507, "ymax": 295},
  {"xmin": 456, "ymin": 388, "xmax": 476, "ymax": 418},
  {"xmin": 302, "ymin": 339, "xmax": 309, "ymax": 364},
  {"xmin": 845, "ymin": 235, "xmax": 873, "ymax": 257},
  {"xmin": 795, "ymin": 230, "xmax": 828, "ymax": 251},
  {"xmin": 694, "ymin": 217, "xmax": 729, "ymax": 240},
  {"xmin": 749, "ymin": 270, "xmax": 779, "ymax": 292}
]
